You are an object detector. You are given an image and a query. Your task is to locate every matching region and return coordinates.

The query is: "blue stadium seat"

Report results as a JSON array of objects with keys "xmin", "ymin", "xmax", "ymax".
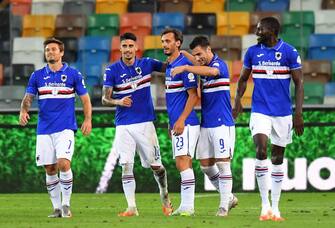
[
  {"xmin": 152, "ymin": 12, "xmax": 185, "ymax": 35},
  {"xmin": 78, "ymin": 36, "xmax": 111, "ymax": 65},
  {"xmin": 257, "ymin": 0, "xmax": 289, "ymax": 12},
  {"xmin": 325, "ymin": 82, "xmax": 335, "ymax": 95},
  {"xmin": 308, "ymin": 34, "xmax": 335, "ymax": 61},
  {"xmin": 71, "ymin": 63, "xmax": 102, "ymax": 87}
]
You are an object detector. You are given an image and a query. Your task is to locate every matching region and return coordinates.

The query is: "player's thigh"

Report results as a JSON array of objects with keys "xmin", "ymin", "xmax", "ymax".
[
  {"xmin": 36, "ymin": 134, "xmax": 56, "ymax": 166},
  {"xmin": 250, "ymin": 112, "xmax": 272, "ymax": 137},
  {"xmin": 172, "ymin": 125, "xmax": 200, "ymax": 159},
  {"xmin": 115, "ymin": 125, "xmax": 136, "ymax": 165},
  {"xmin": 53, "ymin": 129, "xmax": 75, "ymax": 162},
  {"xmin": 270, "ymin": 115, "xmax": 293, "ymax": 147},
  {"xmin": 213, "ymin": 125, "xmax": 235, "ymax": 159},
  {"xmin": 196, "ymin": 127, "xmax": 214, "ymax": 159},
  {"xmin": 132, "ymin": 122, "xmax": 162, "ymax": 168}
]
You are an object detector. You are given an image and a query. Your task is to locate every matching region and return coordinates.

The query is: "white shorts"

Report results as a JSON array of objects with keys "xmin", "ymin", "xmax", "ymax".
[
  {"xmin": 114, "ymin": 121, "xmax": 162, "ymax": 168},
  {"xmin": 36, "ymin": 129, "xmax": 75, "ymax": 166},
  {"xmin": 196, "ymin": 125, "xmax": 235, "ymax": 159},
  {"xmin": 171, "ymin": 125, "xmax": 200, "ymax": 159},
  {"xmin": 250, "ymin": 112, "xmax": 293, "ymax": 147}
]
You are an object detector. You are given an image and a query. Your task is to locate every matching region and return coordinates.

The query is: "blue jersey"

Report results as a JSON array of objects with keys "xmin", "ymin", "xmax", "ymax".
[
  {"xmin": 165, "ymin": 53, "xmax": 199, "ymax": 127},
  {"xmin": 201, "ymin": 54, "xmax": 234, "ymax": 128},
  {"xmin": 243, "ymin": 39, "xmax": 302, "ymax": 116},
  {"xmin": 104, "ymin": 57, "xmax": 162, "ymax": 126},
  {"xmin": 26, "ymin": 63, "xmax": 88, "ymax": 135}
]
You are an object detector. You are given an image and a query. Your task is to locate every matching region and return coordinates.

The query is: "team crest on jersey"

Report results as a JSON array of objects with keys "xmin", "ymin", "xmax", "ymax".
[
  {"xmin": 135, "ymin": 67, "xmax": 142, "ymax": 75},
  {"xmin": 275, "ymin": 52, "xmax": 282, "ymax": 60},
  {"xmin": 61, "ymin": 74, "xmax": 67, "ymax": 82},
  {"xmin": 188, "ymin": 73, "xmax": 195, "ymax": 82}
]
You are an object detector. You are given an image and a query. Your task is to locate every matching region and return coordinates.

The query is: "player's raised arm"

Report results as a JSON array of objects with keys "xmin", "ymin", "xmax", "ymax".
[
  {"xmin": 79, "ymin": 93, "xmax": 92, "ymax": 136},
  {"xmin": 171, "ymin": 64, "xmax": 219, "ymax": 77},
  {"xmin": 233, "ymin": 67, "xmax": 252, "ymax": 119},
  {"xmin": 19, "ymin": 93, "xmax": 34, "ymax": 126},
  {"xmin": 291, "ymin": 68, "xmax": 304, "ymax": 136}
]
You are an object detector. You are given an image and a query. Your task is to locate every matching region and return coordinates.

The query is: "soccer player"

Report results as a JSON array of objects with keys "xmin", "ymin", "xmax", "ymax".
[
  {"xmin": 161, "ymin": 28, "xmax": 200, "ymax": 216},
  {"xmin": 233, "ymin": 17, "xmax": 304, "ymax": 221},
  {"xmin": 171, "ymin": 36, "xmax": 237, "ymax": 217},
  {"xmin": 102, "ymin": 32, "xmax": 173, "ymax": 217},
  {"xmin": 19, "ymin": 37, "xmax": 92, "ymax": 218}
]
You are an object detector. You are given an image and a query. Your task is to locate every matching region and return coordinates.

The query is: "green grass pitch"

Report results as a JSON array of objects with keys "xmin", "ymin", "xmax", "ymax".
[{"xmin": 0, "ymin": 193, "xmax": 334, "ymax": 228}]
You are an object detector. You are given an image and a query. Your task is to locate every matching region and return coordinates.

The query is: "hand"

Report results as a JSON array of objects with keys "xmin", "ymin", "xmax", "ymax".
[
  {"xmin": 118, "ymin": 95, "xmax": 132, "ymax": 107},
  {"xmin": 172, "ymin": 118, "xmax": 185, "ymax": 136},
  {"xmin": 232, "ymin": 100, "xmax": 243, "ymax": 119},
  {"xmin": 171, "ymin": 66, "xmax": 186, "ymax": 77},
  {"xmin": 81, "ymin": 119, "xmax": 92, "ymax": 136},
  {"xmin": 19, "ymin": 111, "xmax": 30, "ymax": 126},
  {"xmin": 293, "ymin": 113, "xmax": 304, "ymax": 136}
]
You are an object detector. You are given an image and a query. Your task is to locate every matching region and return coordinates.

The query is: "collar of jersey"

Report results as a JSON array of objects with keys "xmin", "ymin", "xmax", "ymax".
[
  {"xmin": 45, "ymin": 62, "xmax": 68, "ymax": 74},
  {"xmin": 208, "ymin": 53, "xmax": 218, "ymax": 66},
  {"xmin": 260, "ymin": 39, "xmax": 283, "ymax": 51},
  {"xmin": 119, "ymin": 57, "xmax": 139, "ymax": 69},
  {"xmin": 168, "ymin": 52, "xmax": 184, "ymax": 67}
]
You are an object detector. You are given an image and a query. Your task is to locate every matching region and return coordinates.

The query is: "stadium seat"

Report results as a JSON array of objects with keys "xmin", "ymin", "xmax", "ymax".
[
  {"xmin": 0, "ymin": 40, "xmax": 11, "ymax": 66},
  {"xmin": 61, "ymin": 37, "xmax": 78, "ymax": 63},
  {"xmin": 315, "ymin": 10, "xmax": 335, "ymax": 34},
  {"xmin": 303, "ymin": 60, "xmax": 331, "ymax": 83},
  {"xmin": 332, "ymin": 60, "xmax": 335, "ymax": 81},
  {"xmin": 281, "ymin": 11, "xmax": 315, "ymax": 38},
  {"xmin": 95, "ymin": 0, "xmax": 128, "ymax": 15},
  {"xmin": 0, "ymin": 9, "xmax": 10, "ymax": 41},
  {"xmin": 62, "ymin": 0, "xmax": 95, "ymax": 15},
  {"xmin": 192, "ymin": 0, "xmax": 225, "ymax": 13},
  {"xmin": 185, "ymin": 13, "xmax": 217, "ymax": 35},
  {"xmin": 210, "ymin": 35, "xmax": 242, "ymax": 61},
  {"xmin": 0, "ymin": 64, "xmax": 3, "ymax": 85},
  {"xmin": 322, "ymin": 0, "xmax": 335, "ymax": 9},
  {"xmin": 280, "ymin": 33, "xmax": 309, "ymax": 59},
  {"xmin": 0, "ymin": 85, "xmax": 26, "ymax": 109},
  {"xmin": 256, "ymin": 0, "xmax": 289, "ymax": 12},
  {"xmin": 225, "ymin": 0, "xmax": 256, "ymax": 12},
  {"xmin": 324, "ymin": 82, "xmax": 335, "ymax": 104},
  {"xmin": 143, "ymin": 35, "xmax": 166, "ymax": 61},
  {"xmin": 128, "ymin": 0, "xmax": 158, "ymax": 13},
  {"xmin": 84, "ymin": 64, "xmax": 103, "ymax": 87},
  {"xmin": 31, "ymin": 0, "xmax": 64, "ymax": 15},
  {"xmin": 249, "ymin": 12, "xmax": 282, "ymax": 33},
  {"xmin": 217, "ymin": 12, "xmax": 250, "ymax": 36},
  {"xmin": 55, "ymin": 14, "xmax": 86, "ymax": 38},
  {"xmin": 119, "ymin": 13, "xmax": 152, "ymax": 38},
  {"xmin": 231, "ymin": 60, "xmax": 242, "ymax": 82},
  {"xmin": 87, "ymin": 14, "xmax": 119, "ymax": 36},
  {"xmin": 303, "ymin": 82, "xmax": 325, "ymax": 104},
  {"xmin": 11, "ymin": 15, "xmax": 22, "ymax": 38},
  {"xmin": 241, "ymin": 34, "xmax": 257, "ymax": 59},
  {"xmin": 308, "ymin": 34, "xmax": 335, "ymax": 61},
  {"xmin": 181, "ymin": 34, "xmax": 210, "ymax": 52},
  {"xmin": 158, "ymin": 0, "xmax": 192, "ymax": 13},
  {"xmin": 22, "ymin": 15, "xmax": 55, "ymax": 37},
  {"xmin": 10, "ymin": 0, "xmax": 31, "ymax": 16},
  {"xmin": 230, "ymin": 82, "xmax": 253, "ymax": 106},
  {"xmin": 289, "ymin": 0, "xmax": 322, "ymax": 11},
  {"xmin": 12, "ymin": 64, "xmax": 35, "ymax": 85},
  {"xmin": 110, "ymin": 35, "xmax": 144, "ymax": 62},
  {"xmin": 78, "ymin": 36, "xmax": 111, "ymax": 65},
  {"xmin": 12, "ymin": 37, "xmax": 45, "ymax": 69},
  {"xmin": 152, "ymin": 12, "xmax": 185, "ymax": 35},
  {"xmin": 91, "ymin": 85, "xmax": 103, "ymax": 106}
]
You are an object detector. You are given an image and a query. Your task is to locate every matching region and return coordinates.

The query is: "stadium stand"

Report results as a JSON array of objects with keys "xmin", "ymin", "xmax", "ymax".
[
  {"xmin": 322, "ymin": 0, "xmax": 335, "ymax": 9},
  {"xmin": 0, "ymin": 9, "xmax": 9, "ymax": 41},
  {"xmin": 61, "ymin": 37, "xmax": 78, "ymax": 63},
  {"xmin": 185, "ymin": 13, "xmax": 216, "ymax": 35},
  {"xmin": 281, "ymin": 11, "xmax": 315, "ymax": 38},
  {"xmin": 55, "ymin": 14, "xmax": 86, "ymax": 38},
  {"xmin": 158, "ymin": 0, "xmax": 192, "ymax": 13},
  {"xmin": 77, "ymin": 36, "xmax": 111, "ymax": 64},
  {"xmin": 12, "ymin": 63, "xmax": 34, "ymax": 85},
  {"xmin": 302, "ymin": 60, "xmax": 331, "ymax": 83},
  {"xmin": 87, "ymin": 14, "xmax": 119, "ymax": 36},
  {"xmin": 11, "ymin": 15, "xmax": 22, "ymax": 38},
  {"xmin": 62, "ymin": 0, "xmax": 95, "ymax": 15},
  {"xmin": 303, "ymin": 82, "xmax": 325, "ymax": 104},
  {"xmin": 152, "ymin": 12, "xmax": 185, "ymax": 35},
  {"xmin": 210, "ymin": 35, "xmax": 242, "ymax": 61},
  {"xmin": 241, "ymin": 34, "xmax": 257, "ymax": 59},
  {"xmin": 181, "ymin": 34, "xmax": 209, "ymax": 51},
  {"xmin": 216, "ymin": 12, "xmax": 250, "ymax": 36},
  {"xmin": 324, "ymin": 82, "xmax": 335, "ymax": 104},
  {"xmin": 230, "ymin": 82, "xmax": 254, "ymax": 106},
  {"xmin": 332, "ymin": 60, "xmax": 335, "ymax": 81},
  {"xmin": 22, "ymin": 15, "xmax": 55, "ymax": 37},
  {"xmin": 0, "ymin": 40, "xmax": 11, "ymax": 67},
  {"xmin": 315, "ymin": 10, "xmax": 335, "ymax": 34},
  {"xmin": 143, "ymin": 35, "xmax": 165, "ymax": 61},
  {"xmin": 95, "ymin": 0, "xmax": 128, "ymax": 15},
  {"xmin": 280, "ymin": 33, "xmax": 309, "ymax": 58},
  {"xmin": 289, "ymin": 0, "xmax": 322, "ymax": 11},
  {"xmin": 0, "ymin": 85, "xmax": 26, "ymax": 108},
  {"xmin": 31, "ymin": 0, "xmax": 64, "ymax": 15},
  {"xmin": 308, "ymin": 34, "xmax": 335, "ymax": 61},
  {"xmin": 10, "ymin": 0, "xmax": 31, "ymax": 16},
  {"xmin": 128, "ymin": 0, "xmax": 157, "ymax": 13},
  {"xmin": 192, "ymin": 0, "xmax": 224, "ymax": 13},
  {"xmin": 225, "ymin": 0, "xmax": 256, "ymax": 12},
  {"xmin": 119, "ymin": 12, "xmax": 152, "ymax": 37},
  {"xmin": 256, "ymin": 0, "xmax": 289, "ymax": 12}
]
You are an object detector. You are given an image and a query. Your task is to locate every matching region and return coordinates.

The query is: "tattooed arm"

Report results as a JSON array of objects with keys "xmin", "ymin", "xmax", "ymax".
[
  {"xmin": 19, "ymin": 94, "xmax": 34, "ymax": 126},
  {"xmin": 101, "ymin": 86, "xmax": 132, "ymax": 107}
]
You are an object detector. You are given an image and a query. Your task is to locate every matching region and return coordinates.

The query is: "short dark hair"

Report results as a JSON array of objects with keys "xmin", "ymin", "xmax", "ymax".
[
  {"xmin": 260, "ymin": 17, "xmax": 281, "ymax": 36},
  {"xmin": 161, "ymin": 28, "xmax": 183, "ymax": 46},
  {"xmin": 120, "ymin": 32, "xmax": 137, "ymax": 42},
  {"xmin": 189, "ymin": 36, "xmax": 210, "ymax": 50},
  {"xmin": 43, "ymin": 37, "xmax": 64, "ymax": 52}
]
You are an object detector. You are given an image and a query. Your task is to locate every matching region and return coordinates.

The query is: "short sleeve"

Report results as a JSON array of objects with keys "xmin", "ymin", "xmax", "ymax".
[
  {"xmin": 182, "ymin": 71, "xmax": 197, "ymax": 89},
  {"xmin": 243, "ymin": 47, "xmax": 252, "ymax": 69},
  {"xmin": 74, "ymin": 71, "xmax": 88, "ymax": 96},
  {"xmin": 287, "ymin": 47, "xmax": 302, "ymax": 70},
  {"xmin": 103, "ymin": 66, "xmax": 115, "ymax": 87},
  {"xmin": 212, "ymin": 60, "xmax": 229, "ymax": 79},
  {"xmin": 146, "ymin": 57, "xmax": 163, "ymax": 72},
  {"xmin": 26, "ymin": 72, "xmax": 38, "ymax": 95}
]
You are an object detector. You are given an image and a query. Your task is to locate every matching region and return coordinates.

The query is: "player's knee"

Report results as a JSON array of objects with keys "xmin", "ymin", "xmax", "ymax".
[
  {"xmin": 271, "ymin": 154, "xmax": 284, "ymax": 165},
  {"xmin": 151, "ymin": 165, "xmax": 165, "ymax": 176},
  {"xmin": 122, "ymin": 163, "xmax": 134, "ymax": 175},
  {"xmin": 44, "ymin": 164, "xmax": 57, "ymax": 175},
  {"xmin": 57, "ymin": 159, "xmax": 71, "ymax": 172},
  {"xmin": 256, "ymin": 145, "xmax": 267, "ymax": 160}
]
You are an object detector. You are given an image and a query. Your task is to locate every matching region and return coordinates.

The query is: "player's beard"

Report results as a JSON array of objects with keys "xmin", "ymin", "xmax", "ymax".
[{"xmin": 47, "ymin": 59, "xmax": 56, "ymax": 64}]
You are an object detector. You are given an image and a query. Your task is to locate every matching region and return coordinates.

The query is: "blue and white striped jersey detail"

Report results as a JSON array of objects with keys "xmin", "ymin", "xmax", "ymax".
[
  {"xmin": 165, "ymin": 53, "xmax": 199, "ymax": 127},
  {"xmin": 103, "ymin": 57, "xmax": 163, "ymax": 126},
  {"xmin": 26, "ymin": 63, "xmax": 88, "ymax": 135},
  {"xmin": 201, "ymin": 54, "xmax": 234, "ymax": 128},
  {"xmin": 243, "ymin": 39, "xmax": 302, "ymax": 116}
]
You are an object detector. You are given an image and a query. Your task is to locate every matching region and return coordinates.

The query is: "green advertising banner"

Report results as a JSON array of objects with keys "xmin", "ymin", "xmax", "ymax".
[{"xmin": 0, "ymin": 108, "xmax": 334, "ymax": 193}]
